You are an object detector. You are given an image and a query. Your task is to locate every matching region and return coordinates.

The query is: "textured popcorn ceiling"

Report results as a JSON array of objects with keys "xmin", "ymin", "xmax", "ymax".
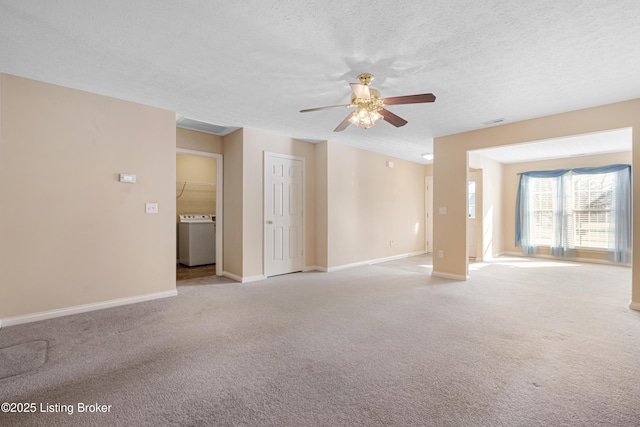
[{"xmin": 1, "ymin": 1, "xmax": 639, "ymax": 163}]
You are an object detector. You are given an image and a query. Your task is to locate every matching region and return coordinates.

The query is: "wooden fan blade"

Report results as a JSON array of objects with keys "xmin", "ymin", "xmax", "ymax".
[
  {"xmin": 300, "ymin": 104, "xmax": 350, "ymax": 113},
  {"xmin": 350, "ymin": 83, "xmax": 370, "ymax": 99},
  {"xmin": 334, "ymin": 114, "xmax": 353, "ymax": 132},
  {"xmin": 383, "ymin": 93, "xmax": 436, "ymax": 105},
  {"xmin": 379, "ymin": 109, "xmax": 408, "ymax": 127}
]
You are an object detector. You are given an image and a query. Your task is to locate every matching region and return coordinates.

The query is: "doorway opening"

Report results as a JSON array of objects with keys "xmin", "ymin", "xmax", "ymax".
[{"xmin": 176, "ymin": 148, "xmax": 223, "ymax": 281}]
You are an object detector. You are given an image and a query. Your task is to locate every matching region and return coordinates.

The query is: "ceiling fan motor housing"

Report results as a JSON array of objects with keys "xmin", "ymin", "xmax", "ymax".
[{"xmin": 357, "ymin": 73, "xmax": 374, "ymax": 85}]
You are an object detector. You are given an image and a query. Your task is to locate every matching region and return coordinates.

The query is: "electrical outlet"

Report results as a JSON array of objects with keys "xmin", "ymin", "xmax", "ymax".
[
  {"xmin": 145, "ymin": 203, "xmax": 158, "ymax": 214},
  {"xmin": 438, "ymin": 250, "xmax": 444, "ymax": 258}
]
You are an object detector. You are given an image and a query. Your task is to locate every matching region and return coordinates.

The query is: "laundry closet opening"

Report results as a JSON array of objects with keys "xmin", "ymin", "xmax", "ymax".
[{"xmin": 176, "ymin": 151, "xmax": 221, "ymax": 281}]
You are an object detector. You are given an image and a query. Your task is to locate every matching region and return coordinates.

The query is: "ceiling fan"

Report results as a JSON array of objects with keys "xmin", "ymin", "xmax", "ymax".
[{"xmin": 300, "ymin": 73, "xmax": 436, "ymax": 132}]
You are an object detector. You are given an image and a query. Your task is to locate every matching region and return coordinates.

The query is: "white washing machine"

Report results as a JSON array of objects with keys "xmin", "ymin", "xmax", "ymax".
[{"xmin": 178, "ymin": 214, "xmax": 216, "ymax": 266}]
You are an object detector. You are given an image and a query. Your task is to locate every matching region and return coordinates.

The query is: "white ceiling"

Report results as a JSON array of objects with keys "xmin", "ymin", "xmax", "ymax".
[{"xmin": 1, "ymin": 1, "xmax": 639, "ymax": 164}]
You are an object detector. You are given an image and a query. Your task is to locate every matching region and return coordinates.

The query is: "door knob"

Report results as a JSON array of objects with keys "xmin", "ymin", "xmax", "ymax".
[{"xmin": 266, "ymin": 220, "xmax": 273, "ymax": 224}]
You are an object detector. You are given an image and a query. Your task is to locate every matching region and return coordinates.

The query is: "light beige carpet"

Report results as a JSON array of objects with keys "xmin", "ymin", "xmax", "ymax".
[
  {"xmin": 1, "ymin": 255, "xmax": 639, "ymax": 426},
  {"xmin": 0, "ymin": 340, "xmax": 47, "ymax": 379}
]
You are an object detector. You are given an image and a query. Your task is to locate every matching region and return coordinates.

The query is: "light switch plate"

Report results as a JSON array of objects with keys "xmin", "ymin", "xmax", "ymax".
[{"xmin": 439, "ymin": 207, "xmax": 447, "ymax": 215}]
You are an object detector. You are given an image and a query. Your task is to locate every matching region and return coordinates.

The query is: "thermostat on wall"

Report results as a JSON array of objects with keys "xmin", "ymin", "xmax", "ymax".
[{"xmin": 119, "ymin": 173, "xmax": 136, "ymax": 183}]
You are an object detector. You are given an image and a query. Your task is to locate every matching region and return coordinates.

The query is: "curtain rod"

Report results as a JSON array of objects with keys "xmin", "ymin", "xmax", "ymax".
[{"xmin": 517, "ymin": 164, "xmax": 630, "ymax": 175}]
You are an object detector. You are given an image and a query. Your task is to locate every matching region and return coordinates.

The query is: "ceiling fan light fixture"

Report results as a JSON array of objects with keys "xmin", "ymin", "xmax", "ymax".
[
  {"xmin": 370, "ymin": 109, "xmax": 383, "ymax": 124},
  {"xmin": 348, "ymin": 107, "xmax": 383, "ymax": 129}
]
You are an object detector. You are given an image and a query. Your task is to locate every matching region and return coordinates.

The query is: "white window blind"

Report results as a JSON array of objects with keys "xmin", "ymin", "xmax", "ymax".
[
  {"xmin": 527, "ymin": 172, "xmax": 616, "ymax": 250},
  {"xmin": 572, "ymin": 172, "xmax": 615, "ymax": 249}
]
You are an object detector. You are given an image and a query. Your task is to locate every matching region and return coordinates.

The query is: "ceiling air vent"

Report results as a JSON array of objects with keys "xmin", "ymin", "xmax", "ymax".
[
  {"xmin": 176, "ymin": 117, "xmax": 240, "ymax": 136},
  {"xmin": 482, "ymin": 118, "xmax": 505, "ymax": 126}
]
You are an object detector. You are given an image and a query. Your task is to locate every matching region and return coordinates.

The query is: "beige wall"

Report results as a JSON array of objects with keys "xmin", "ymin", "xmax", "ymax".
[
  {"xmin": 176, "ymin": 127, "xmax": 222, "ymax": 153},
  {"xmin": 176, "ymin": 154, "xmax": 217, "ymax": 219},
  {"xmin": 0, "ymin": 74, "xmax": 177, "ymax": 319},
  {"xmin": 433, "ymin": 99, "xmax": 640, "ymax": 306},
  {"xmin": 432, "ymin": 140, "xmax": 467, "ymax": 278},
  {"xmin": 501, "ymin": 151, "xmax": 632, "ymax": 257},
  {"xmin": 326, "ymin": 141, "xmax": 425, "ymax": 268},
  {"xmin": 315, "ymin": 141, "xmax": 328, "ymax": 269},
  {"xmin": 222, "ymin": 129, "xmax": 244, "ymax": 278}
]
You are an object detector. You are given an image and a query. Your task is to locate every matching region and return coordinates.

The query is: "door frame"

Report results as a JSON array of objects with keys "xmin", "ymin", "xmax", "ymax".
[
  {"xmin": 467, "ymin": 172, "xmax": 479, "ymax": 259},
  {"xmin": 263, "ymin": 152, "xmax": 306, "ymax": 277},
  {"xmin": 176, "ymin": 148, "xmax": 223, "ymax": 274},
  {"xmin": 425, "ymin": 176, "xmax": 433, "ymax": 254}
]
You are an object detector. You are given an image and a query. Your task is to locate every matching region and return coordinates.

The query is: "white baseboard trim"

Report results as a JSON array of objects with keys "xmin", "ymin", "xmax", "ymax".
[
  {"xmin": 221, "ymin": 271, "xmax": 242, "ymax": 282},
  {"xmin": 431, "ymin": 270, "xmax": 469, "ymax": 281},
  {"xmin": 0, "ymin": 289, "xmax": 178, "ymax": 327},
  {"xmin": 327, "ymin": 251, "xmax": 426, "ymax": 273},
  {"xmin": 242, "ymin": 275, "xmax": 267, "ymax": 283},
  {"xmin": 221, "ymin": 271, "xmax": 266, "ymax": 283},
  {"xmin": 630, "ymin": 301, "xmax": 640, "ymax": 312},
  {"xmin": 303, "ymin": 265, "xmax": 327, "ymax": 272},
  {"xmin": 501, "ymin": 251, "xmax": 631, "ymax": 267}
]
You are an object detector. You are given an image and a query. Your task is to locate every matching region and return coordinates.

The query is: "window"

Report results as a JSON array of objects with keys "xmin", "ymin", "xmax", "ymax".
[
  {"xmin": 572, "ymin": 172, "xmax": 615, "ymax": 249},
  {"xmin": 515, "ymin": 164, "xmax": 631, "ymax": 263},
  {"xmin": 468, "ymin": 181, "xmax": 476, "ymax": 219}
]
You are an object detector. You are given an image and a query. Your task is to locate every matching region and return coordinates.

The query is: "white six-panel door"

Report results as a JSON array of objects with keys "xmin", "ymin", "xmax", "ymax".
[{"xmin": 264, "ymin": 153, "xmax": 304, "ymax": 277}]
